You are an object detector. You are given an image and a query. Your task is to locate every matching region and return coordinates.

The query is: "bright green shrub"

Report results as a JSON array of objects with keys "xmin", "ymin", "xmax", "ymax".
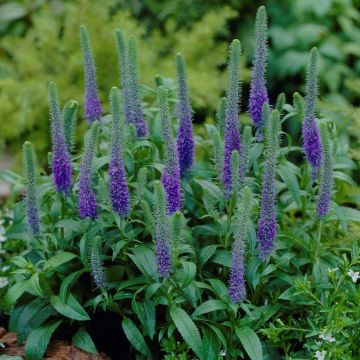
[{"xmin": 0, "ymin": 0, "xmax": 237, "ymax": 168}]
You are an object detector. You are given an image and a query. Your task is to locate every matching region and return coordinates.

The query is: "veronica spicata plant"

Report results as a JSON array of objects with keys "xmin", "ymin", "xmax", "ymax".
[
  {"xmin": 249, "ymin": 6, "xmax": 269, "ymax": 137},
  {"xmin": 1, "ymin": 6, "xmax": 359, "ymax": 360}
]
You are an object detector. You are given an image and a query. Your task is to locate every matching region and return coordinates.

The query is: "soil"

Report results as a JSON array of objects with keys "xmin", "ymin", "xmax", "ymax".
[{"xmin": 0, "ymin": 328, "xmax": 111, "ymax": 360}]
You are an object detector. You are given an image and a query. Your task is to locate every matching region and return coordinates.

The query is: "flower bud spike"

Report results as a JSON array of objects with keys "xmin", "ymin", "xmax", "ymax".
[
  {"xmin": 78, "ymin": 121, "xmax": 99, "ymax": 219},
  {"xmin": 115, "ymin": 29, "xmax": 132, "ymax": 124},
  {"xmin": 216, "ymin": 97, "xmax": 227, "ymax": 138},
  {"xmin": 222, "ymin": 39, "xmax": 243, "ymax": 199},
  {"xmin": 128, "ymin": 35, "xmax": 147, "ymax": 137},
  {"xmin": 158, "ymin": 86, "xmax": 181, "ymax": 214},
  {"xmin": 80, "ymin": 25, "xmax": 102, "ymax": 123},
  {"xmin": 62, "ymin": 100, "xmax": 79, "ymax": 154},
  {"xmin": 23, "ymin": 141, "xmax": 40, "ymax": 235},
  {"xmin": 89, "ymin": 235, "xmax": 107, "ymax": 290}
]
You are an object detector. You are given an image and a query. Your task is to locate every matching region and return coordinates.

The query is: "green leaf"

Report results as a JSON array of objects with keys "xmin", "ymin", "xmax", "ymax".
[
  {"xmin": 199, "ymin": 245, "xmax": 218, "ymax": 267},
  {"xmin": 192, "ymin": 300, "xmax": 227, "ymax": 317},
  {"xmin": 339, "ymin": 207, "xmax": 360, "ymax": 222},
  {"xmin": 50, "ymin": 294, "xmax": 90, "ymax": 321},
  {"xmin": 28, "ymin": 273, "xmax": 44, "ymax": 297},
  {"xmin": 15, "ymin": 298, "xmax": 48, "ymax": 343},
  {"xmin": 129, "ymin": 246, "xmax": 158, "ymax": 281},
  {"xmin": 208, "ymin": 278, "xmax": 228, "ymax": 298},
  {"xmin": 122, "ymin": 318, "xmax": 151, "ymax": 357},
  {"xmin": 3, "ymin": 280, "xmax": 29, "ymax": 308},
  {"xmin": 44, "ymin": 252, "xmax": 77, "ymax": 271},
  {"xmin": 235, "ymin": 326, "xmax": 263, "ymax": 360},
  {"xmin": 170, "ymin": 306, "xmax": 204, "ymax": 360},
  {"xmin": 24, "ymin": 320, "xmax": 62, "ymax": 360},
  {"xmin": 278, "ymin": 164, "xmax": 301, "ymax": 207},
  {"xmin": 180, "ymin": 261, "xmax": 196, "ymax": 288},
  {"xmin": 72, "ymin": 327, "xmax": 97, "ymax": 354},
  {"xmin": 59, "ymin": 269, "xmax": 86, "ymax": 301},
  {"xmin": 143, "ymin": 300, "xmax": 156, "ymax": 340},
  {"xmin": 211, "ymin": 250, "xmax": 231, "ymax": 268}
]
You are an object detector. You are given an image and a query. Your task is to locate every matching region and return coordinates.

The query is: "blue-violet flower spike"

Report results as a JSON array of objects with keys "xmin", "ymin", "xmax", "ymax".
[
  {"xmin": 153, "ymin": 181, "xmax": 172, "ymax": 278},
  {"xmin": 109, "ymin": 87, "xmax": 130, "ymax": 216},
  {"xmin": 257, "ymin": 109, "xmax": 281, "ymax": 260},
  {"xmin": 49, "ymin": 82, "xmax": 72, "ymax": 193},
  {"xmin": 249, "ymin": 6, "xmax": 269, "ymax": 135},
  {"xmin": 80, "ymin": 25, "xmax": 102, "ymax": 123},
  {"xmin": 158, "ymin": 86, "xmax": 181, "ymax": 214},
  {"xmin": 222, "ymin": 39, "xmax": 243, "ymax": 199},
  {"xmin": 317, "ymin": 124, "xmax": 333, "ymax": 217},
  {"xmin": 302, "ymin": 47, "xmax": 322, "ymax": 179},
  {"xmin": 175, "ymin": 53, "xmax": 194, "ymax": 176},
  {"xmin": 228, "ymin": 186, "xmax": 251, "ymax": 303}
]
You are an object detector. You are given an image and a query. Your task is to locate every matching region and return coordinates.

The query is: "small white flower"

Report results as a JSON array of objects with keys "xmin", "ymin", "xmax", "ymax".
[
  {"xmin": 1, "ymin": 265, "xmax": 10, "ymax": 272},
  {"xmin": 315, "ymin": 350, "xmax": 326, "ymax": 360},
  {"xmin": 0, "ymin": 225, "xmax": 5, "ymax": 234},
  {"xmin": 0, "ymin": 219, "xmax": 4, "ymax": 225},
  {"xmin": 348, "ymin": 269, "xmax": 360, "ymax": 283},
  {"xmin": 0, "ymin": 277, "xmax": 9, "ymax": 288},
  {"xmin": 319, "ymin": 330, "xmax": 335, "ymax": 343},
  {"xmin": 315, "ymin": 340, "xmax": 323, "ymax": 346},
  {"xmin": 219, "ymin": 350, "xmax": 226, "ymax": 357},
  {"xmin": 0, "ymin": 235, "xmax": 6, "ymax": 243}
]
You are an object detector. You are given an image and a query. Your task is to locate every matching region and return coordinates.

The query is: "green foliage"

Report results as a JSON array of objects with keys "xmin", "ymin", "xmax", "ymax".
[
  {"xmin": 0, "ymin": 4, "xmax": 359, "ymax": 360},
  {"xmin": 0, "ymin": 0, "xmax": 236, "ymax": 168}
]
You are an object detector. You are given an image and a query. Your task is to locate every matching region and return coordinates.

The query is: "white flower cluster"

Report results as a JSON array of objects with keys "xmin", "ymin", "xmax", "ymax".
[
  {"xmin": 315, "ymin": 350, "xmax": 326, "ymax": 360},
  {"xmin": 347, "ymin": 269, "xmax": 359, "ymax": 283}
]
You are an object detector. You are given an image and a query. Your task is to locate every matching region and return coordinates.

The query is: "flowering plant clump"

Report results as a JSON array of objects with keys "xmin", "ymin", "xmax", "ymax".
[{"xmin": 0, "ymin": 6, "xmax": 359, "ymax": 360}]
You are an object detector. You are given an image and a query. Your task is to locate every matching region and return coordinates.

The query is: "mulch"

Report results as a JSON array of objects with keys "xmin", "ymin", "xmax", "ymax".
[{"xmin": 0, "ymin": 328, "xmax": 110, "ymax": 360}]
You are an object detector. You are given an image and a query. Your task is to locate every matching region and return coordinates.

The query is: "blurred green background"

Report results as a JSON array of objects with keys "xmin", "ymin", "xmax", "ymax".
[{"xmin": 0, "ymin": 0, "xmax": 360, "ymax": 173}]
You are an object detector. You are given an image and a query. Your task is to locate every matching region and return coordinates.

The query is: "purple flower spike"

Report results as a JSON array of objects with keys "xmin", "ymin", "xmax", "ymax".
[
  {"xmin": 48, "ymin": 82, "xmax": 72, "ymax": 193},
  {"xmin": 249, "ymin": 6, "xmax": 269, "ymax": 134},
  {"xmin": 175, "ymin": 53, "xmax": 194, "ymax": 176},
  {"xmin": 316, "ymin": 124, "xmax": 333, "ymax": 217},
  {"xmin": 228, "ymin": 186, "xmax": 251, "ymax": 303},
  {"xmin": 109, "ymin": 87, "xmax": 130, "ymax": 216},
  {"xmin": 80, "ymin": 25, "xmax": 102, "ymax": 123},
  {"xmin": 79, "ymin": 121, "xmax": 99, "ymax": 219},
  {"xmin": 154, "ymin": 181, "xmax": 172, "ymax": 278},
  {"xmin": 158, "ymin": 86, "xmax": 181, "ymax": 215},
  {"xmin": 257, "ymin": 110, "xmax": 281, "ymax": 260},
  {"xmin": 229, "ymin": 240, "xmax": 246, "ymax": 303},
  {"xmin": 302, "ymin": 48, "xmax": 322, "ymax": 179},
  {"xmin": 222, "ymin": 39, "xmax": 243, "ymax": 199}
]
